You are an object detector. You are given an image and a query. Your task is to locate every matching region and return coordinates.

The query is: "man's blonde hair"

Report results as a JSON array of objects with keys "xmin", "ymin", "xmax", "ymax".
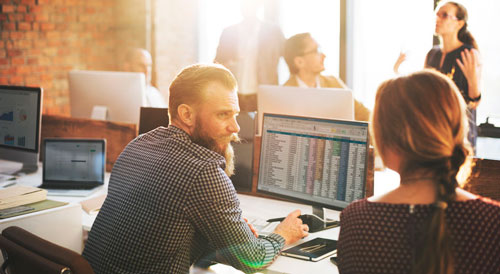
[{"xmin": 168, "ymin": 63, "xmax": 237, "ymax": 122}]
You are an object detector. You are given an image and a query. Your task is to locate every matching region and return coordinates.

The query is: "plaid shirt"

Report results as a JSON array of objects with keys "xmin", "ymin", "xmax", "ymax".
[{"xmin": 83, "ymin": 126, "xmax": 285, "ymax": 273}]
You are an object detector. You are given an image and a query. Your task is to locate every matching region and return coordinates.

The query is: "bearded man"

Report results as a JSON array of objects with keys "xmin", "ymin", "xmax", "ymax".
[{"xmin": 83, "ymin": 63, "xmax": 308, "ymax": 274}]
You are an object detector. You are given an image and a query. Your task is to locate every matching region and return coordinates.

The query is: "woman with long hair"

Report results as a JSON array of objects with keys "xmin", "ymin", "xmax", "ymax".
[{"xmin": 337, "ymin": 70, "xmax": 500, "ymax": 274}]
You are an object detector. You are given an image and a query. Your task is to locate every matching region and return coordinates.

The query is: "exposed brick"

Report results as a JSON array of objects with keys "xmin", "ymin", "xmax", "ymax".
[
  {"xmin": 25, "ymin": 75, "xmax": 40, "ymax": 86},
  {"xmin": 7, "ymin": 49, "xmax": 22, "ymax": 57},
  {"xmin": 24, "ymin": 13, "xmax": 34, "ymax": 22},
  {"xmin": 27, "ymin": 57, "xmax": 37, "ymax": 65},
  {"xmin": 0, "ymin": 58, "xmax": 8, "ymax": 65},
  {"xmin": 9, "ymin": 31, "xmax": 24, "ymax": 39},
  {"xmin": 14, "ymin": 39, "xmax": 31, "ymax": 48},
  {"xmin": 3, "ymin": 22, "xmax": 16, "ymax": 30},
  {"xmin": 0, "ymin": 76, "xmax": 8, "ymax": 85},
  {"xmin": 8, "ymin": 13, "xmax": 23, "ymax": 21},
  {"xmin": 16, "ymin": 66, "xmax": 31, "ymax": 75},
  {"xmin": 2, "ymin": 5, "xmax": 15, "ymax": 13},
  {"xmin": 18, "ymin": 22, "xmax": 31, "ymax": 30},
  {"xmin": 35, "ymin": 13, "xmax": 49, "ymax": 22},
  {"xmin": 9, "ymin": 75, "xmax": 23, "ymax": 84},
  {"xmin": 32, "ymin": 22, "xmax": 39, "ymax": 30},
  {"xmin": 0, "ymin": 67, "xmax": 16, "ymax": 75},
  {"xmin": 11, "ymin": 57, "xmax": 24, "ymax": 65},
  {"xmin": 0, "ymin": 13, "xmax": 7, "ymax": 21},
  {"xmin": 40, "ymin": 22, "xmax": 55, "ymax": 31},
  {"xmin": 0, "ymin": 49, "xmax": 5, "ymax": 58},
  {"xmin": 21, "ymin": 0, "xmax": 36, "ymax": 5},
  {"xmin": 17, "ymin": 5, "xmax": 27, "ymax": 13}
]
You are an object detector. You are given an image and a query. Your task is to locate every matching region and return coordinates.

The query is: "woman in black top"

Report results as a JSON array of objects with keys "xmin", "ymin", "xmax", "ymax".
[{"xmin": 425, "ymin": 2, "xmax": 481, "ymax": 149}]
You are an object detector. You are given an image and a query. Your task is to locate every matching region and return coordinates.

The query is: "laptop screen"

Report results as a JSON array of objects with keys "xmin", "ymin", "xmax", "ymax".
[
  {"xmin": 257, "ymin": 113, "xmax": 369, "ymax": 210},
  {"xmin": 43, "ymin": 139, "xmax": 105, "ymax": 184}
]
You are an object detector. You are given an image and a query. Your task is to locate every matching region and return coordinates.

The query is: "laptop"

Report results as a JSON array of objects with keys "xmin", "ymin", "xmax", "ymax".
[
  {"xmin": 41, "ymin": 138, "xmax": 106, "ymax": 197},
  {"xmin": 138, "ymin": 107, "xmax": 169, "ymax": 135}
]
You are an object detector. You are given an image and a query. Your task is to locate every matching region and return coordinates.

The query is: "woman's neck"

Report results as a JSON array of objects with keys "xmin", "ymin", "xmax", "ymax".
[{"xmin": 440, "ymin": 33, "xmax": 463, "ymax": 53}]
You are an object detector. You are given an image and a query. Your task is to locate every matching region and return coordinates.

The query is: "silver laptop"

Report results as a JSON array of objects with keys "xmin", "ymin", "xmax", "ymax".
[{"xmin": 41, "ymin": 138, "xmax": 106, "ymax": 197}]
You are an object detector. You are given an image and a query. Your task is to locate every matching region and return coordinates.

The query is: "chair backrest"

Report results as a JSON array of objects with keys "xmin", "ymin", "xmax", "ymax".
[
  {"xmin": 0, "ymin": 226, "xmax": 94, "ymax": 274},
  {"xmin": 465, "ymin": 158, "xmax": 500, "ymax": 201}
]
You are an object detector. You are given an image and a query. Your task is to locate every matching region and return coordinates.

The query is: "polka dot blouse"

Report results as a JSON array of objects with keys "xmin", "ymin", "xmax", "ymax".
[{"xmin": 337, "ymin": 197, "xmax": 500, "ymax": 274}]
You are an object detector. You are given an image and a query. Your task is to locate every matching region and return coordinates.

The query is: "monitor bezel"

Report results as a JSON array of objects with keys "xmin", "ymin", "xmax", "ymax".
[
  {"xmin": 0, "ymin": 85, "xmax": 42, "ymax": 154},
  {"xmin": 42, "ymin": 138, "xmax": 106, "ymax": 184},
  {"xmin": 256, "ymin": 112, "xmax": 370, "ymax": 211}
]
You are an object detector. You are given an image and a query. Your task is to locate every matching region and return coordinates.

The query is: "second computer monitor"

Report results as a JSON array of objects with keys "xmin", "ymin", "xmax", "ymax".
[
  {"xmin": 0, "ymin": 85, "xmax": 42, "ymax": 174},
  {"xmin": 69, "ymin": 70, "xmax": 146, "ymax": 125},
  {"xmin": 257, "ymin": 85, "xmax": 354, "ymax": 135},
  {"xmin": 257, "ymin": 113, "xmax": 369, "ymax": 211}
]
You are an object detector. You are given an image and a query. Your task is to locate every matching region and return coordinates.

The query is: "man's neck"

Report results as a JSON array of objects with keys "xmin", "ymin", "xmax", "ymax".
[{"xmin": 296, "ymin": 71, "xmax": 319, "ymax": 88}]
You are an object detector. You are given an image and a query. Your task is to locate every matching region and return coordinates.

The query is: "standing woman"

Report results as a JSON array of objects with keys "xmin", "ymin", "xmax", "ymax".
[
  {"xmin": 337, "ymin": 70, "xmax": 500, "ymax": 274},
  {"xmin": 425, "ymin": 1, "xmax": 481, "ymax": 149}
]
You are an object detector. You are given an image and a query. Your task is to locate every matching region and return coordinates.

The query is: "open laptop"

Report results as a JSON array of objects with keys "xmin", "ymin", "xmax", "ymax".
[
  {"xmin": 41, "ymin": 138, "xmax": 106, "ymax": 197},
  {"xmin": 257, "ymin": 85, "xmax": 354, "ymax": 135}
]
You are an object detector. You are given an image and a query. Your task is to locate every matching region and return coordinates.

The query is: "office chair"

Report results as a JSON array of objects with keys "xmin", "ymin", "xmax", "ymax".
[
  {"xmin": 466, "ymin": 158, "xmax": 500, "ymax": 201},
  {"xmin": 0, "ymin": 226, "xmax": 94, "ymax": 274}
]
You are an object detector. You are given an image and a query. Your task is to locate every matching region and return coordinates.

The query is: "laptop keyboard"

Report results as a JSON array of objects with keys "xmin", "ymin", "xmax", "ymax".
[{"xmin": 40, "ymin": 183, "xmax": 100, "ymax": 190}]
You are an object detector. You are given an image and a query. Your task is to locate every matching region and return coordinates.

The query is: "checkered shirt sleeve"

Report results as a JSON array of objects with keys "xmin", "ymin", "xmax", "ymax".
[{"xmin": 187, "ymin": 159, "xmax": 285, "ymax": 273}]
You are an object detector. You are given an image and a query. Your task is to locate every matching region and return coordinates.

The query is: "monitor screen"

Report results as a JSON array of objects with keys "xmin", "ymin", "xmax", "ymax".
[
  {"xmin": 257, "ymin": 113, "xmax": 369, "ymax": 210},
  {"xmin": 43, "ymin": 139, "xmax": 105, "ymax": 183},
  {"xmin": 69, "ymin": 70, "xmax": 145, "ymax": 125},
  {"xmin": 0, "ymin": 85, "xmax": 42, "ymax": 174},
  {"xmin": 257, "ymin": 85, "xmax": 354, "ymax": 135}
]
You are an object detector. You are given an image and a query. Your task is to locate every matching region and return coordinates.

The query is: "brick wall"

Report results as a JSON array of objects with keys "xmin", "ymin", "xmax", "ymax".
[{"xmin": 1, "ymin": 0, "xmax": 118, "ymax": 115}]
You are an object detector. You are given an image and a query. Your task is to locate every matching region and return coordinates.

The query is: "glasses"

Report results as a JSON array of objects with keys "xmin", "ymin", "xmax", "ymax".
[
  {"xmin": 436, "ymin": 12, "xmax": 458, "ymax": 20},
  {"xmin": 301, "ymin": 47, "xmax": 322, "ymax": 56}
]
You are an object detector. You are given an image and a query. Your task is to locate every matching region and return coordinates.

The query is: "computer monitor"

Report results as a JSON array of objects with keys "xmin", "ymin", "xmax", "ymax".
[
  {"xmin": 257, "ymin": 85, "xmax": 354, "ymax": 135},
  {"xmin": 257, "ymin": 113, "xmax": 369, "ymax": 219},
  {"xmin": 69, "ymin": 70, "xmax": 146, "ymax": 125},
  {"xmin": 138, "ymin": 107, "xmax": 169, "ymax": 135},
  {"xmin": 0, "ymin": 85, "xmax": 42, "ymax": 175}
]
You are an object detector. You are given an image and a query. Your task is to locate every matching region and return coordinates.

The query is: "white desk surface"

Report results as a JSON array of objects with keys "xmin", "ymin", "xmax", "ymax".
[{"xmin": 2, "ymin": 160, "xmax": 401, "ymax": 273}]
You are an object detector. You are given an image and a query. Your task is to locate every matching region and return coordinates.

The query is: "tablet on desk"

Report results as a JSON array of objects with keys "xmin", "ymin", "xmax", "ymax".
[{"xmin": 282, "ymin": 237, "xmax": 337, "ymax": 262}]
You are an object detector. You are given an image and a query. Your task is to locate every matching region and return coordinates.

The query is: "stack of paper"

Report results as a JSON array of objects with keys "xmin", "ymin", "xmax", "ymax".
[{"xmin": 0, "ymin": 185, "xmax": 47, "ymax": 210}]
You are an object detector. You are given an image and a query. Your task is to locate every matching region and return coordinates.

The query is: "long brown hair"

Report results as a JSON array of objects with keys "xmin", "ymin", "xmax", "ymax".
[{"xmin": 371, "ymin": 70, "xmax": 472, "ymax": 274}]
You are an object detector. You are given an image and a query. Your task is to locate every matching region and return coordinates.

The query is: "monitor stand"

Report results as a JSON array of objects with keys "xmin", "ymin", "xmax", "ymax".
[
  {"xmin": 0, "ymin": 162, "xmax": 38, "ymax": 176},
  {"xmin": 308, "ymin": 206, "xmax": 340, "ymax": 233}
]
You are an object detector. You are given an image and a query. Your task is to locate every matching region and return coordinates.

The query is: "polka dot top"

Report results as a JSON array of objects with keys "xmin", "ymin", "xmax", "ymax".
[{"xmin": 337, "ymin": 196, "xmax": 500, "ymax": 274}]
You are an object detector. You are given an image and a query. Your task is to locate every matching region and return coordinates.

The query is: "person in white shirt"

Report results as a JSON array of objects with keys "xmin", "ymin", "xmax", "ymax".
[{"xmin": 122, "ymin": 48, "xmax": 168, "ymax": 108}]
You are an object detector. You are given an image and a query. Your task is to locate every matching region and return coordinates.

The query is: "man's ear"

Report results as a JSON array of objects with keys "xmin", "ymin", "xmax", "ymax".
[
  {"xmin": 177, "ymin": 104, "xmax": 195, "ymax": 127},
  {"xmin": 294, "ymin": 56, "xmax": 304, "ymax": 71}
]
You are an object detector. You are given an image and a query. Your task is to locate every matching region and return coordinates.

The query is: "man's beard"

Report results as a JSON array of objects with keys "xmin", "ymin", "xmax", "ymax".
[{"xmin": 191, "ymin": 124, "xmax": 240, "ymax": 177}]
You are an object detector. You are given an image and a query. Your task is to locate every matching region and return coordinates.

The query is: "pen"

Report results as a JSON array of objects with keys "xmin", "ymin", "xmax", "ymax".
[{"xmin": 266, "ymin": 217, "xmax": 285, "ymax": 223}]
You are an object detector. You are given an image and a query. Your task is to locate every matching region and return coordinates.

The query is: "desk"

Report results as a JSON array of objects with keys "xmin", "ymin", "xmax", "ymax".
[
  {"xmin": 2, "ymin": 160, "xmax": 400, "ymax": 273},
  {"xmin": 0, "ymin": 161, "xmax": 109, "ymax": 253}
]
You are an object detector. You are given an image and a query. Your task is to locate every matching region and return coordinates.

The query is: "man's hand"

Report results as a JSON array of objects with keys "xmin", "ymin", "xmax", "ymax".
[
  {"xmin": 243, "ymin": 217, "xmax": 259, "ymax": 238},
  {"xmin": 273, "ymin": 210, "xmax": 309, "ymax": 245}
]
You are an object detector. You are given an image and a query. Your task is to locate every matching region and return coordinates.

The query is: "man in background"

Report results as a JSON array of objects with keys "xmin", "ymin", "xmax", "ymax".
[
  {"xmin": 83, "ymin": 63, "xmax": 308, "ymax": 274},
  {"xmin": 122, "ymin": 47, "xmax": 168, "ymax": 108},
  {"xmin": 214, "ymin": 0, "xmax": 284, "ymax": 112},
  {"xmin": 283, "ymin": 33, "xmax": 370, "ymax": 121}
]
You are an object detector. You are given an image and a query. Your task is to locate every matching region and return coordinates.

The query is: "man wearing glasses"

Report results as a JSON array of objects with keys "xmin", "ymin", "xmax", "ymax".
[{"xmin": 283, "ymin": 32, "xmax": 370, "ymax": 121}]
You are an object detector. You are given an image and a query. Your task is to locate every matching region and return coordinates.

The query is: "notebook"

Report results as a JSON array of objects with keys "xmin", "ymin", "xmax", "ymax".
[
  {"xmin": 282, "ymin": 237, "xmax": 337, "ymax": 261},
  {"xmin": 40, "ymin": 138, "xmax": 106, "ymax": 197}
]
